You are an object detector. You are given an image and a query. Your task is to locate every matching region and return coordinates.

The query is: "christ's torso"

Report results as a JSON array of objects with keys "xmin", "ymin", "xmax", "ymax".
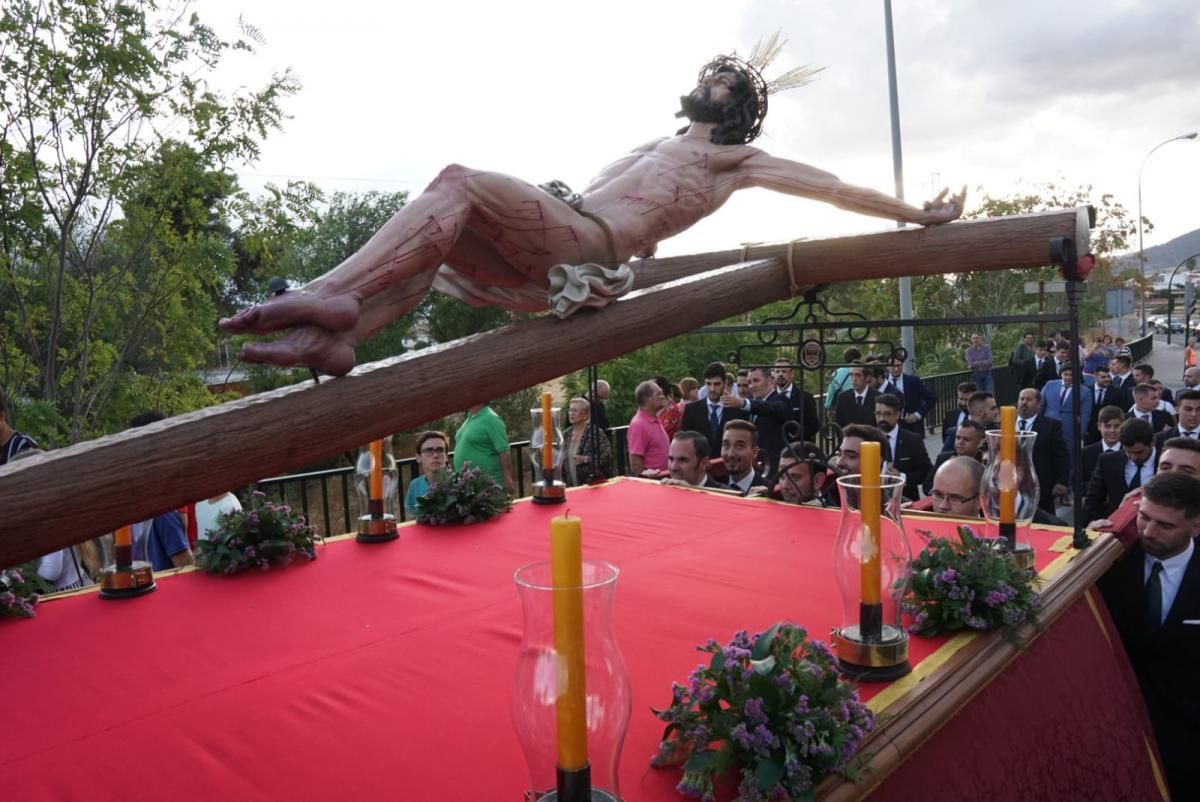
[{"xmin": 580, "ymin": 131, "xmax": 756, "ymax": 260}]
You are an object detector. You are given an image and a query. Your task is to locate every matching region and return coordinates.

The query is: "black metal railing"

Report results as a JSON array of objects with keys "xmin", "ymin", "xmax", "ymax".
[{"xmin": 254, "ymin": 427, "xmax": 632, "ymax": 536}]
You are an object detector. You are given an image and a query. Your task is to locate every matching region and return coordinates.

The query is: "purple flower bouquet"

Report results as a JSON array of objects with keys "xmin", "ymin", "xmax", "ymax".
[
  {"xmin": 194, "ymin": 491, "xmax": 320, "ymax": 575},
  {"xmin": 651, "ymin": 622, "xmax": 875, "ymax": 802},
  {"xmin": 899, "ymin": 524, "xmax": 1041, "ymax": 636}
]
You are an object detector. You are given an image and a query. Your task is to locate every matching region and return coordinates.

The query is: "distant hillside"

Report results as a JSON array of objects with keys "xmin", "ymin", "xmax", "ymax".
[{"xmin": 1115, "ymin": 227, "xmax": 1200, "ymax": 274}]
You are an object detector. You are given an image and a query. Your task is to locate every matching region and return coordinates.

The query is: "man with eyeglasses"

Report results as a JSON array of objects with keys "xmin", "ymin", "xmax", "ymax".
[
  {"xmin": 405, "ymin": 430, "xmax": 450, "ymax": 516},
  {"xmin": 929, "ymin": 456, "xmax": 984, "ymax": 518},
  {"xmin": 930, "ymin": 454, "xmax": 1065, "ymax": 525}
]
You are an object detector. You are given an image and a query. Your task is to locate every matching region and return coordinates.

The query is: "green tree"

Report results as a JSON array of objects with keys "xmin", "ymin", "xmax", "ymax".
[{"xmin": 0, "ymin": 0, "xmax": 298, "ymax": 441}]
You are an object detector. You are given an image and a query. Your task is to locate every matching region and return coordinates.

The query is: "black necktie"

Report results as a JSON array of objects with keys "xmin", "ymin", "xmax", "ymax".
[
  {"xmin": 1129, "ymin": 460, "xmax": 1145, "ymax": 490},
  {"xmin": 1146, "ymin": 561, "xmax": 1164, "ymax": 633},
  {"xmin": 1019, "ymin": 419, "xmax": 1028, "ymax": 431},
  {"xmin": 856, "ymin": 395, "xmax": 864, "ymax": 407}
]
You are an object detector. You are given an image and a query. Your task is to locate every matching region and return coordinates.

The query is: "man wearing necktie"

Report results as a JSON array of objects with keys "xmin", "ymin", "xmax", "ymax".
[
  {"xmin": 884, "ymin": 357, "xmax": 936, "ymax": 436},
  {"xmin": 1156, "ymin": 389, "xmax": 1200, "ymax": 451},
  {"xmin": 1098, "ymin": 471, "xmax": 1200, "ymax": 802},
  {"xmin": 833, "ymin": 365, "xmax": 878, "ymax": 428},
  {"xmin": 1129, "ymin": 383, "xmax": 1172, "ymax": 433},
  {"xmin": 1042, "ymin": 365, "xmax": 1090, "ymax": 485},
  {"xmin": 1082, "ymin": 406, "xmax": 1126, "ymax": 485},
  {"xmin": 1016, "ymin": 387, "xmax": 1069, "ymax": 512},
  {"xmin": 1085, "ymin": 417, "xmax": 1157, "ymax": 523},
  {"xmin": 1086, "ymin": 365, "xmax": 1125, "ymax": 443},
  {"xmin": 681, "ymin": 361, "xmax": 750, "ymax": 457}
]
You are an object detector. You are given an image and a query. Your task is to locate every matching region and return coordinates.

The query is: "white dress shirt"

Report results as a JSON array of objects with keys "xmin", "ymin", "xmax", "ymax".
[
  {"xmin": 1144, "ymin": 538, "xmax": 1194, "ymax": 626},
  {"xmin": 1123, "ymin": 448, "xmax": 1156, "ymax": 487}
]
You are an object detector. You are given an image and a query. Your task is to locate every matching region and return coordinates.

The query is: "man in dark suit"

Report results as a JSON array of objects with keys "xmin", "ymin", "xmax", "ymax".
[
  {"xmin": 1082, "ymin": 405, "xmax": 1125, "ymax": 485},
  {"xmin": 1134, "ymin": 363, "xmax": 1174, "ymax": 406},
  {"xmin": 721, "ymin": 419, "xmax": 769, "ymax": 496},
  {"xmin": 1109, "ymin": 354, "xmax": 1136, "ymax": 394},
  {"xmin": 681, "ymin": 361, "xmax": 750, "ymax": 457},
  {"xmin": 875, "ymin": 393, "xmax": 933, "ymax": 501},
  {"xmin": 942, "ymin": 390, "xmax": 998, "ymax": 452},
  {"xmin": 1016, "ymin": 387, "xmax": 1069, "ymax": 513},
  {"xmin": 1097, "ymin": 471, "xmax": 1200, "ymax": 801},
  {"xmin": 726, "ymin": 365, "xmax": 793, "ymax": 473},
  {"xmin": 940, "ymin": 381, "xmax": 976, "ymax": 435},
  {"xmin": 1155, "ymin": 388, "xmax": 1200, "ymax": 451},
  {"xmin": 661, "ymin": 430, "xmax": 731, "ymax": 491},
  {"xmin": 1128, "ymin": 383, "xmax": 1174, "ymax": 434},
  {"xmin": 1024, "ymin": 340, "xmax": 1058, "ymax": 391},
  {"xmin": 882, "ymin": 357, "xmax": 937, "ymax": 437},
  {"xmin": 770, "ymin": 358, "xmax": 819, "ymax": 443},
  {"xmin": 833, "ymin": 365, "xmax": 879, "ymax": 428},
  {"xmin": 1084, "ymin": 417, "xmax": 1157, "ymax": 524},
  {"xmin": 1086, "ymin": 365, "xmax": 1126, "ymax": 443}
]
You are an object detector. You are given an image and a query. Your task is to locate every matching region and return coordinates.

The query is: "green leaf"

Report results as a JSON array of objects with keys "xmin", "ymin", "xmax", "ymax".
[
  {"xmin": 683, "ymin": 749, "xmax": 718, "ymax": 772},
  {"xmin": 754, "ymin": 758, "xmax": 785, "ymax": 791},
  {"xmin": 751, "ymin": 621, "xmax": 783, "ymax": 660},
  {"xmin": 710, "ymin": 649, "xmax": 726, "ymax": 673},
  {"xmin": 750, "ymin": 655, "xmax": 777, "ymax": 675}
]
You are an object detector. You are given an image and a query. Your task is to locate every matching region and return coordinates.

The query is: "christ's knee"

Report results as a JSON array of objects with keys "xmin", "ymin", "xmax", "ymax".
[{"xmin": 425, "ymin": 163, "xmax": 473, "ymax": 192}]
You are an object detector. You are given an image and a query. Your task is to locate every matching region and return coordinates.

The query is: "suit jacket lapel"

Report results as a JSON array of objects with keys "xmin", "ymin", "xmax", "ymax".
[{"xmin": 1162, "ymin": 545, "xmax": 1200, "ymax": 632}]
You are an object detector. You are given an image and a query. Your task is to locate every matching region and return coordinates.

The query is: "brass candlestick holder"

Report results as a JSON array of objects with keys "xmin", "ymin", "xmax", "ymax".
[
  {"xmin": 831, "ymin": 474, "xmax": 913, "ymax": 681},
  {"xmin": 99, "ymin": 543, "xmax": 156, "ymax": 600}
]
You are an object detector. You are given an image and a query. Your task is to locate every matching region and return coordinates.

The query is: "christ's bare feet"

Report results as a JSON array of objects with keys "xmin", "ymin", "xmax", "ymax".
[
  {"xmin": 240, "ymin": 325, "xmax": 358, "ymax": 377},
  {"xmin": 219, "ymin": 292, "xmax": 362, "ymax": 337}
]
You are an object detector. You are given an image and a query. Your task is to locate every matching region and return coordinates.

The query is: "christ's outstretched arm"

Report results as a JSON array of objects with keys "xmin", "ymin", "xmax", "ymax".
[{"xmin": 730, "ymin": 150, "xmax": 965, "ymax": 226}]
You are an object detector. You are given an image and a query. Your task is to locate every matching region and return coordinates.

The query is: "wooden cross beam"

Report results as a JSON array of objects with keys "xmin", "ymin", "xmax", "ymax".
[{"xmin": 0, "ymin": 208, "xmax": 1090, "ymax": 567}]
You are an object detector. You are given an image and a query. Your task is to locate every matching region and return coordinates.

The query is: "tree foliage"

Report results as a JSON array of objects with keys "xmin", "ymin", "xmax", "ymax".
[{"xmin": 0, "ymin": 0, "xmax": 298, "ymax": 443}]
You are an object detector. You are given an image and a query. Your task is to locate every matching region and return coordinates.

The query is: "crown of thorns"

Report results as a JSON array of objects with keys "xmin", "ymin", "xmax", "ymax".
[{"xmin": 698, "ymin": 33, "xmax": 824, "ymax": 143}]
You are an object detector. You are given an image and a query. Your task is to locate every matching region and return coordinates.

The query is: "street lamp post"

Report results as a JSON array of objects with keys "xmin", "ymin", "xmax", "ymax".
[
  {"xmin": 1137, "ymin": 132, "xmax": 1197, "ymax": 335},
  {"xmin": 1165, "ymin": 253, "xmax": 1200, "ymax": 345}
]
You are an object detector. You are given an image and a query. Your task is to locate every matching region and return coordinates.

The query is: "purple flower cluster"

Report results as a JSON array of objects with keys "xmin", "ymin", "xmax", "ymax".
[
  {"xmin": 194, "ymin": 489, "xmax": 321, "ymax": 576},
  {"xmin": 903, "ymin": 525, "xmax": 1042, "ymax": 636},
  {"xmin": 653, "ymin": 623, "xmax": 874, "ymax": 801}
]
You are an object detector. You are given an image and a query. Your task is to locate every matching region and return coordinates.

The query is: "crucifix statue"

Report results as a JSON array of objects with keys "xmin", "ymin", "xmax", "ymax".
[{"xmin": 220, "ymin": 37, "xmax": 965, "ymax": 375}]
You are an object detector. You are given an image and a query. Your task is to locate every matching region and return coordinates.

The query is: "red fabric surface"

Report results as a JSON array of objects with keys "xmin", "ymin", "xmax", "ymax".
[
  {"xmin": 867, "ymin": 590, "xmax": 1165, "ymax": 802},
  {"xmin": 0, "ymin": 481, "xmax": 1140, "ymax": 801}
]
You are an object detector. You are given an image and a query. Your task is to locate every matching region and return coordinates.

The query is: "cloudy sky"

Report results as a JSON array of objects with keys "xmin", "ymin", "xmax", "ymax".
[{"xmin": 202, "ymin": 0, "xmax": 1199, "ymax": 267}]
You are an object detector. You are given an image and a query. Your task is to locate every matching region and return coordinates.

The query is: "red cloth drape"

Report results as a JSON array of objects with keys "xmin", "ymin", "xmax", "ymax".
[{"xmin": 0, "ymin": 480, "xmax": 1161, "ymax": 801}]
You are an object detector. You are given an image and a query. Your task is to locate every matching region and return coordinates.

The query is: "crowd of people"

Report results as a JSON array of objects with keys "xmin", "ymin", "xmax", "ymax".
[{"xmin": 6, "ymin": 328, "xmax": 1198, "ymax": 798}]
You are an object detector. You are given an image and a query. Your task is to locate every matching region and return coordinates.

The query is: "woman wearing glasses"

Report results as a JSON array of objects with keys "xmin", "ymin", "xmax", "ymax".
[{"xmin": 405, "ymin": 430, "xmax": 449, "ymax": 517}]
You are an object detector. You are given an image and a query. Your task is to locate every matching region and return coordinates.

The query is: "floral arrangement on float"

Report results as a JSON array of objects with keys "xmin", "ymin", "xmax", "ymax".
[
  {"xmin": 415, "ymin": 462, "xmax": 512, "ymax": 525},
  {"xmin": 651, "ymin": 622, "xmax": 875, "ymax": 802},
  {"xmin": 194, "ymin": 491, "xmax": 320, "ymax": 575},
  {"xmin": 0, "ymin": 563, "xmax": 54, "ymax": 618},
  {"xmin": 901, "ymin": 524, "xmax": 1041, "ymax": 636}
]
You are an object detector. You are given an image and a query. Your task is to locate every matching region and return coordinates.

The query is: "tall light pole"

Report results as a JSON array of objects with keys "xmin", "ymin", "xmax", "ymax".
[
  {"xmin": 883, "ymin": 0, "xmax": 915, "ymax": 371},
  {"xmin": 1137, "ymin": 131, "xmax": 1197, "ymax": 335}
]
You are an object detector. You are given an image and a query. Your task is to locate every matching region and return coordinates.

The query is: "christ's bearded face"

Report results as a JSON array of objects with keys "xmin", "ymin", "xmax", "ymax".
[{"xmin": 679, "ymin": 69, "xmax": 743, "ymax": 123}]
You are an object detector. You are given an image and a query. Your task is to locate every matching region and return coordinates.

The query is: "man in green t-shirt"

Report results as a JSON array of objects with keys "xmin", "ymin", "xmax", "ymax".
[{"xmin": 454, "ymin": 403, "xmax": 515, "ymax": 494}]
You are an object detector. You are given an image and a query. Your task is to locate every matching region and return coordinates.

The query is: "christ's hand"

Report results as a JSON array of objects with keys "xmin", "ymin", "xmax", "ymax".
[{"xmin": 921, "ymin": 186, "xmax": 967, "ymax": 225}]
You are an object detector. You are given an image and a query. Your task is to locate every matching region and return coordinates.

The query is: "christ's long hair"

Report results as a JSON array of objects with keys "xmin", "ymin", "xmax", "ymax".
[{"xmin": 676, "ymin": 59, "xmax": 766, "ymax": 145}]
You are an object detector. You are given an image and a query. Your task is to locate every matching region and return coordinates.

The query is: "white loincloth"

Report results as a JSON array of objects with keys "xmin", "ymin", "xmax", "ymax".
[{"xmin": 432, "ymin": 262, "xmax": 635, "ymax": 319}]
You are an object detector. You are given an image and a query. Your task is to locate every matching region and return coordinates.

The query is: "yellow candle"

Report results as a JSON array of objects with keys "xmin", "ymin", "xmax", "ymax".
[
  {"xmin": 541, "ymin": 391, "xmax": 554, "ymax": 474},
  {"xmin": 550, "ymin": 514, "xmax": 588, "ymax": 770},
  {"xmin": 369, "ymin": 439, "xmax": 383, "ymax": 501},
  {"xmin": 999, "ymin": 406, "xmax": 1016, "ymax": 524},
  {"xmin": 114, "ymin": 525, "xmax": 132, "ymax": 548},
  {"xmin": 859, "ymin": 441, "xmax": 882, "ymax": 606}
]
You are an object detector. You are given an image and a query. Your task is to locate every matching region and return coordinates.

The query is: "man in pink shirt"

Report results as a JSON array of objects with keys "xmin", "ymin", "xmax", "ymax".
[{"xmin": 628, "ymin": 380, "xmax": 669, "ymax": 475}]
